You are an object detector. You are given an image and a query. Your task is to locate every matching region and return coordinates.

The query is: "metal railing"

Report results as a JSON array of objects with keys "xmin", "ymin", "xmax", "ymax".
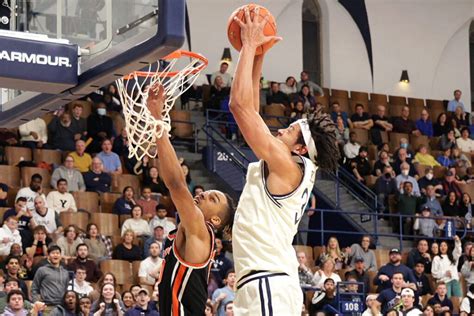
[{"xmin": 302, "ymin": 208, "xmax": 468, "ymax": 250}]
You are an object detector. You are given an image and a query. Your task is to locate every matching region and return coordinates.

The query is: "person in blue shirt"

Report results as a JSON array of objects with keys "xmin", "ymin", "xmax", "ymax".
[
  {"xmin": 330, "ymin": 102, "xmax": 348, "ymax": 127},
  {"xmin": 437, "ymin": 148, "xmax": 455, "ymax": 167},
  {"xmin": 415, "ymin": 109, "xmax": 433, "ymax": 137},
  {"xmin": 447, "ymin": 89, "xmax": 465, "ymax": 112},
  {"xmin": 113, "ymin": 186, "xmax": 136, "ymax": 215},
  {"xmin": 374, "ymin": 248, "xmax": 417, "ymax": 292},
  {"xmin": 124, "ymin": 288, "xmax": 159, "ymax": 316}
]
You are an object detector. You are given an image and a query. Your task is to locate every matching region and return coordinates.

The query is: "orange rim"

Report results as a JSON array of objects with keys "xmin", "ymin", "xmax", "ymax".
[{"xmin": 122, "ymin": 50, "xmax": 208, "ymax": 80}]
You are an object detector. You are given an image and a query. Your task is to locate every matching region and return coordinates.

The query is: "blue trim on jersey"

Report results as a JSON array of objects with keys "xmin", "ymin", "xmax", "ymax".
[
  {"xmin": 236, "ymin": 271, "xmax": 288, "ymax": 289},
  {"xmin": 260, "ymin": 162, "xmax": 282, "ymax": 208},
  {"xmin": 265, "ymin": 278, "xmax": 273, "ymax": 316},
  {"xmin": 259, "ymin": 279, "xmax": 265, "ymax": 316}
]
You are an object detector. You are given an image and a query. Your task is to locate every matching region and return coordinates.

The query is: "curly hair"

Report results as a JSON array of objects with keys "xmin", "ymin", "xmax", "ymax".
[{"xmin": 307, "ymin": 109, "xmax": 340, "ymax": 171}]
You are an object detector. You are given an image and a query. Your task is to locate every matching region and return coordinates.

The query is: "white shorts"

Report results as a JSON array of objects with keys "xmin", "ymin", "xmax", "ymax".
[{"xmin": 234, "ymin": 271, "xmax": 303, "ymax": 316}]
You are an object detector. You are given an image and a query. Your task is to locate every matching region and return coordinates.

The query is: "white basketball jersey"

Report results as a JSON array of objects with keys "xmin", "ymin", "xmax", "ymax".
[{"xmin": 232, "ymin": 156, "xmax": 317, "ymax": 282}]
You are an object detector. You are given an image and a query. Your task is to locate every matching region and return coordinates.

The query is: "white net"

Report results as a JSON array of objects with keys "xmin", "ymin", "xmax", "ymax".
[{"xmin": 116, "ymin": 51, "xmax": 207, "ymax": 160}]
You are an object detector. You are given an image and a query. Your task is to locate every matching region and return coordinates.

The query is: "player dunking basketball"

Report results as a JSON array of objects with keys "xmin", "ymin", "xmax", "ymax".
[
  {"xmin": 229, "ymin": 7, "xmax": 340, "ymax": 315},
  {"xmin": 146, "ymin": 85, "xmax": 235, "ymax": 315}
]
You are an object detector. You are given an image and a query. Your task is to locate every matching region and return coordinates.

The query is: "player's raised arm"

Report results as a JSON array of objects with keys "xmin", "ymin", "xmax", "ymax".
[
  {"xmin": 229, "ymin": 8, "xmax": 293, "ymax": 172},
  {"xmin": 146, "ymin": 84, "xmax": 206, "ymax": 237}
]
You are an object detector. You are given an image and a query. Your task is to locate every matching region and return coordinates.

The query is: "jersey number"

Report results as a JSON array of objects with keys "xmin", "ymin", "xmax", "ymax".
[{"xmin": 294, "ymin": 188, "xmax": 309, "ymax": 225}]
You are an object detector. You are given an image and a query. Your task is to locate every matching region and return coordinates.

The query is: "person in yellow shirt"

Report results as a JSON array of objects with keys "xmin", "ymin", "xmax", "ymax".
[
  {"xmin": 413, "ymin": 144, "xmax": 441, "ymax": 167},
  {"xmin": 69, "ymin": 140, "xmax": 92, "ymax": 172}
]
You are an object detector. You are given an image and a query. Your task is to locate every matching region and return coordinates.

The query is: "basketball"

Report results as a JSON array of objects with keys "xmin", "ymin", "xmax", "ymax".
[{"xmin": 227, "ymin": 4, "xmax": 277, "ymax": 55}]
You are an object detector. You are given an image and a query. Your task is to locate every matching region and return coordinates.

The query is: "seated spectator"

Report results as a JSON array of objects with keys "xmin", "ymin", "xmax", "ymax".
[
  {"xmin": 442, "ymin": 171, "xmax": 463, "ymax": 198},
  {"xmin": 373, "ymin": 151, "xmax": 393, "ymax": 176},
  {"xmin": 345, "ymin": 258, "xmax": 370, "ymax": 294},
  {"xmin": 180, "ymin": 162, "xmax": 195, "ymax": 193},
  {"xmin": 46, "ymin": 179, "xmax": 77, "ymax": 214},
  {"xmin": 461, "ymin": 193, "xmax": 474, "ymax": 228},
  {"xmin": 67, "ymin": 265, "xmax": 94, "ymax": 296},
  {"xmin": 335, "ymin": 116, "xmax": 349, "ymax": 146},
  {"xmin": 434, "ymin": 112, "xmax": 452, "ymax": 137},
  {"xmin": 392, "ymin": 106, "xmax": 420, "ymax": 135},
  {"xmin": 413, "ymin": 145, "xmax": 440, "ymax": 167},
  {"xmin": 83, "ymin": 157, "xmax": 112, "ymax": 193},
  {"xmin": 310, "ymin": 278, "xmax": 337, "ymax": 315},
  {"xmin": 18, "ymin": 117, "xmax": 47, "ymax": 149},
  {"xmin": 121, "ymin": 205, "xmax": 151, "ymax": 238},
  {"xmin": 297, "ymin": 71, "xmax": 323, "ymax": 95},
  {"xmin": 427, "ymin": 282, "xmax": 453, "ymax": 314},
  {"xmin": 297, "ymin": 251, "xmax": 314, "ymax": 287},
  {"xmin": 318, "ymin": 236, "xmax": 347, "ymax": 271},
  {"xmin": 68, "ymin": 243, "xmax": 102, "ymax": 283},
  {"xmin": 211, "ymin": 270, "xmax": 236, "ymax": 316},
  {"xmin": 3, "ymin": 289, "xmax": 41, "ymax": 316},
  {"xmin": 138, "ymin": 242, "xmax": 163, "ymax": 286},
  {"xmin": 4, "ymin": 257, "xmax": 29, "ymax": 297},
  {"xmin": 376, "ymin": 272, "xmax": 407, "ymax": 314},
  {"xmin": 393, "ymin": 148, "xmax": 417, "ymax": 177},
  {"xmin": 88, "ymin": 272, "xmax": 119, "ymax": 303},
  {"xmin": 56, "ymin": 225, "xmax": 83, "ymax": 262},
  {"xmin": 112, "ymin": 229, "xmax": 142, "ymax": 262},
  {"xmin": 452, "ymin": 147, "xmax": 471, "ymax": 168},
  {"xmin": 399, "ymin": 288, "xmax": 422, "ymax": 315},
  {"xmin": 437, "ymin": 148, "xmax": 455, "ymax": 167},
  {"xmin": 210, "ymin": 237, "xmax": 234, "ymax": 288},
  {"xmin": 31, "ymin": 245, "xmax": 70, "ymax": 306},
  {"xmin": 461, "ymin": 246, "xmax": 474, "ymax": 288},
  {"xmin": 148, "ymin": 204, "xmax": 176, "ymax": 238},
  {"xmin": 457, "ymin": 127, "xmax": 474, "ymax": 153},
  {"xmin": 395, "ymin": 137, "xmax": 415, "ymax": 160},
  {"xmin": 290, "ymin": 100, "xmax": 305, "ymax": 119},
  {"xmin": 395, "ymin": 164, "xmax": 421, "ymax": 196},
  {"xmin": 375, "ymin": 166, "xmax": 398, "ymax": 216},
  {"xmin": 193, "ymin": 185, "xmax": 204, "ymax": 196},
  {"xmin": 47, "ymin": 112, "xmax": 77, "ymax": 151},
  {"xmin": 330, "ymin": 102, "xmax": 349, "ymax": 128},
  {"xmin": 113, "ymin": 129, "xmax": 139, "ymax": 175},
  {"xmin": 87, "ymin": 102, "xmax": 114, "ymax": 153},
  {"xmin": 348, "ymin": 103, "xmax": 373, "ymax": 130},
  {"xmin": 0, "ymin": 128, "xmax": 18, "ymax": 147},
  {"xmin": 431, "ymin": 236, "xmax": 462, "ymax": 298},
  {"xmin": 374, "ymin": 249, "xmax": 416, "ymax": 292},
  {"xmin": 343, "ymin": 132, "xmax": 361, "ymax": 160},
  {"xmin": 68, "ymin": 140, "xmax": 92, "ymax": 173},
  {"xmin": 293, "ymin": 84, "xmax": 316, "ymax": 112},
  {"xmin": 443, "ymin": 191, "xmax": 463, "ymax": 219},
  {"xmin": 452, "ymin": 105, "xmax": 470, "ymax": 128},
  {"xmin": 312, "ymin": 258, "xmax": 342, "ymax": 288},
  {"xmin": 210, "ymin": 62, "xmax": 232, "ymax": 88},
  {"xmin": 421, "ymin": 185, "xmax": 443, "ymax": 215},
  {"xmin": 49, "ymin": 291, "xmax": 80, "ymax": 316},
  {"xmin": 448, "ymin": 89, "xmax": 465, "ymax": 112},
  {"xmin": 413, "ymin": 206, "xmax": 439, "ymax": 238},
  {"xmin": 136, "ymin": 187, "xmax": 158, "ymax": 221},
  {"xmin": 371, "ymin": 105, "xmax": 393, "ymax": 145},
  {"xmin": 70, "ymin": 103, "xmax": 87, "ymax": 139},
  {"xmin": 16, "ymin": 174, "xmax": 47, "ymax": 212},
  {"xmin": 113, "ymin": 186, "xmax": 136, "ymax": 215},
  {"xmin": 361, "ymin": 294, "xmax": 380, "ymax": 316},
  {"xmin": 0, "ymin": 217, "xmax": 21, "ymax": 256},
  {"xmin": 51, "ymin": 156, "xmax": 86, "ymax": 192},
  {"xmin": 142, "ymin": 166, "xmax": 168, "ymax": 197},
  {"xmin": 439, "ymin": 130, "xmax": 457, "ymax": 151},
  {"xmin": 459, "ymin": 241, "xmax": 474, "ymax": 272},
  {"xmin": 460, "ymin": 284, "xmax": 474, "ymax": 316},
  {"xmin": 206, "ymin": 75, "xmax": 230, "ymax": 113},
  {"xmin": 413, "ymin": 259, "xmax": 433, "ymax": 296},
  {"xmin": 91, "ymin": 283, "xmax": 125, "ymax": 315},
  {"xmin": 31, "ymin": 196, "xmax": 63, "ymax": 241},
  {"xmin": 266, "ymin": 81, "xmax": 290, "ymax": 107},
  {"xmin": 83, "ymin": 223, "xmax": 111, "ymax": 263},
  {"xmin": 124, "ymin": 288, "xmax": 158, "ymax": 316},
  {"xmin": 349, "ymin": 146, "xmax": 371, "ymax": 183},
  {"xmin": 416, "ymin": 109, "xmax": 434, "ymax": 137},
  {"xmin": 25, "ymin": 225, "xmax": 49, "ymax": 259},
  {"xmin": 121, "ymin": 292, "xmax": 135, "ymax": 312},
  {"xmin": 143, "ymin": 225, "xmax": 165, "ymax": 259},
  {"xmin": 0, "ymin": 183, "xmax": 8, "ymax": 208},
  {"xmin": 347, "ymin": 235, "xmax": 377, "ymax": 271},
  {"xmin": 279, "ymin": 76, "xmax": 297, "ymax": 95},
  {"xmin": 96, "ymin": 139, "xmax": 123, "ymax": 175},
  {"xmin": 418, "ymin": 167, "xmax": 443, "ymax": 195}
]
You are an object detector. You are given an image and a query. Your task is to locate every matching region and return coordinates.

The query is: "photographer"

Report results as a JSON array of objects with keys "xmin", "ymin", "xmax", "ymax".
[{"xmin": 374, "ymin": 166, "xmax": 398, "ymax": 217}]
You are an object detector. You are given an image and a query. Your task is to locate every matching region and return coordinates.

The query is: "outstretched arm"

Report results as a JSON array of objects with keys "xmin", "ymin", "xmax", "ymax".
[
  {"xmin": 229, "ymin": 8, "xmax": 298, "ymax": 188},
  {"xmin": 146, "ymin": 85, "xmax": 207, "ymax": 238}
]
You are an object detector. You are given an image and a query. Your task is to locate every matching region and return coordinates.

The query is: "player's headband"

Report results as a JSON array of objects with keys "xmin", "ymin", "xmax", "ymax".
[{"xmin": 291, "ymin": 118, "xmax": 317, "ymax": 163}]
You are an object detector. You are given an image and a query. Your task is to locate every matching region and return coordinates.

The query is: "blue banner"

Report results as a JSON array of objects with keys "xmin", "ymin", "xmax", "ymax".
[{"xmin": 0, "ymin": 33, "xmax": 78, "ymax": 93}]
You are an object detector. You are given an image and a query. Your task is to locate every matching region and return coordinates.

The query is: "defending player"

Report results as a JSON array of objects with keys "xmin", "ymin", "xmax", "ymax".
[
  {"xmin": 229, "ymin": 7, "xmax": 340, "ymax": 315},
  {"xmin": 146, "ymin": 84, "xmax": 235, "ymax": 315}
]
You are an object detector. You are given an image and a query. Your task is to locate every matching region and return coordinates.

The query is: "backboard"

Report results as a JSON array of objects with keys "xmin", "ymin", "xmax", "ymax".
[{"xmin": 0, "ymin": 0, "xmax": 185, "ymax": 127}]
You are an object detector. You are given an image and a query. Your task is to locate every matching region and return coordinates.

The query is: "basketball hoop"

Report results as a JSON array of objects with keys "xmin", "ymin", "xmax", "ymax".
[{"xmin": 116, "ymin": 50, "xmax": 208, "ymax": 160}]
